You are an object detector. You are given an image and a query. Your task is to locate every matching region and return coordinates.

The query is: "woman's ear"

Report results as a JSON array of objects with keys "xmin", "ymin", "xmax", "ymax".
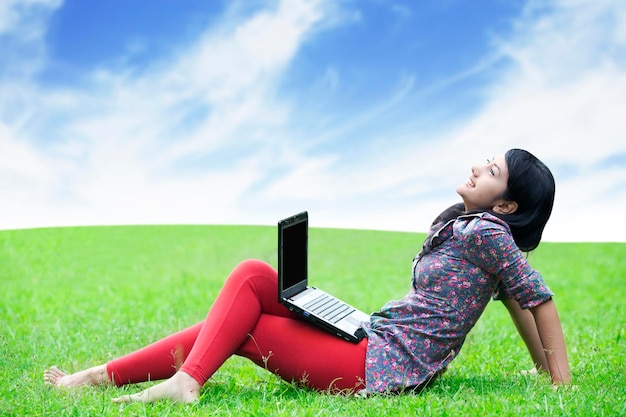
[{"xmin": 493, "ymin": 200, "xmax": 518, "ymax": 215}]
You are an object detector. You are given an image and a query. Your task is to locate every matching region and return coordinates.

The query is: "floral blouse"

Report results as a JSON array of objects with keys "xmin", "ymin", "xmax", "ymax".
[{"xmin": 361, "ymin": 212, "xmax": 553, "ymax": 393}]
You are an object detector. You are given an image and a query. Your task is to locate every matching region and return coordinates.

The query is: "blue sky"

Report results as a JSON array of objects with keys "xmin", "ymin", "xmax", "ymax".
[{"xmin": 1, "ymin": 0, "xmax": 625, "ymax": 242}]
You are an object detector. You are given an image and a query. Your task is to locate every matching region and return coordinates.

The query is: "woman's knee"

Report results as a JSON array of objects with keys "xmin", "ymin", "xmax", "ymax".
[
  {"xmin": 225, "ymin": 259, "xmax": 277, "ymax": 289},
  {"xmin": 231, "ymin": 259, "xmax": 275, "ymax": 277},
  {"xmin": 226, "ymin": 259, "xmax": 289, "ymax": 317}
]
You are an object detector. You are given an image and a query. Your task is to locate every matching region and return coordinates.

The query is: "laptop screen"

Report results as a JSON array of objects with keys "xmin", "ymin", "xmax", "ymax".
[{"xmin": 278, "ymin": 212, "xmax": 308, "ymax": 299}]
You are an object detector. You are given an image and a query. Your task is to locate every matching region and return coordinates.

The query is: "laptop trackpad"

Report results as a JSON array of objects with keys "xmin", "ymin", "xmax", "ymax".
[{"xmin": 345, "ymin": 316, "xmax": 364, "ymax": 327}]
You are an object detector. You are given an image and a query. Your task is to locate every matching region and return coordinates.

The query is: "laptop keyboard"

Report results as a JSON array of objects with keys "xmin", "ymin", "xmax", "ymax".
[{"xmin": 303, "ymin": 293, "xmax": 356, "ymax": 324}]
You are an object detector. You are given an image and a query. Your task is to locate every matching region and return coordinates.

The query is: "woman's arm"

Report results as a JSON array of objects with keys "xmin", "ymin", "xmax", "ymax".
[
  {"xmin": 529, "ymin": 298, "xmax": 571, "ymax": 385},
  {"xmin": 502, "ymin": 297, "xmax": 549, "ymax": 372}
]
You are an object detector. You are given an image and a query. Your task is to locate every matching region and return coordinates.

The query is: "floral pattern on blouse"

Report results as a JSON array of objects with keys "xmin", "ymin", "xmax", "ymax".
[{"xmin": 361, "ymin": 212, "xmax": 553, "ymax": 393}]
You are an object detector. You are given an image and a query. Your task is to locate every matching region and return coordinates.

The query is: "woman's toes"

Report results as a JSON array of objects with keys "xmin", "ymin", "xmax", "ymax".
[{"xmin": 43, "ymin": 366, "xmax": 65, "ymax": 385}]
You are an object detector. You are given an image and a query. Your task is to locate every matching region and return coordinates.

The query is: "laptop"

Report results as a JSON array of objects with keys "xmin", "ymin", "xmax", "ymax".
[{"xmin": 278, "ymin": 211, "xmax": 370, "ymax": 343}]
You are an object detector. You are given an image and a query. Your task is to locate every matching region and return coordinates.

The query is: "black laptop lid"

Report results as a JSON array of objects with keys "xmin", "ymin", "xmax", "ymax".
[{"xmin": 278, "ymin": 211, "xmax": 308, "ymax": 301}]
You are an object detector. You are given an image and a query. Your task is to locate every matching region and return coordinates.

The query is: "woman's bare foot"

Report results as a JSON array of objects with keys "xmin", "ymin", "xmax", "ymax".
[
  {"xmin": 112, "ymin": 371, "xmax": 201, "ymax": 404},
  {"xmin": 44, "ymin": 365, "xmax": 112, "ymax": 388}
]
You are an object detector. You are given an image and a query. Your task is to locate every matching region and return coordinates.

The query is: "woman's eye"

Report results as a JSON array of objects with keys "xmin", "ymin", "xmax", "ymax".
[
  {"xmin": 486, "ymin": 158, "xmax": 494, "ymax": 175},
  {"xmin": 489, "ymin": 168, "xmax": 495, "ymax": 175}
]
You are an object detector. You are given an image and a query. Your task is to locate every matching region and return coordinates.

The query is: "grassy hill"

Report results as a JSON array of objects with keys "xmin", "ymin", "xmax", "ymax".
[{"xmin": 1, "ymin": 225, "xmax": 624, "ymax": 416}]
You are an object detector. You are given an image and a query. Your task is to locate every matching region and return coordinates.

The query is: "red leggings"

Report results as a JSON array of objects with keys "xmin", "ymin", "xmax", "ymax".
[{"xmin": 106, "ymin": 259, "xmax": 367, "ymax": 392}]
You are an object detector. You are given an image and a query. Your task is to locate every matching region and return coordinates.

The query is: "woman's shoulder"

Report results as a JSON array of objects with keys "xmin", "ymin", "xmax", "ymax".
[
  {"xmin": 426, "ymin": 212, "xmax": 513, "ymax": 249},
  {"xmin": 454, "ymin": 213, "xmax": 522, "ymax": 259},
  {"xmin": 453, "ymin": 212, "xmax": 512, "ymax": 238}
]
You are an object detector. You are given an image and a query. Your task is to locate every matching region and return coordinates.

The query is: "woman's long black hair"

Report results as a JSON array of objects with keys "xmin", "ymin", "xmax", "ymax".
[{"xmin": 434, "ymin": 149, "xmax": 555, "ymax": 251}]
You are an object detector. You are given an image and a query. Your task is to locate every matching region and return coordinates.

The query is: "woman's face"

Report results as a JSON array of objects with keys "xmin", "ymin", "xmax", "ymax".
[{"xmin": 456, "ymin": 155, "xmax": 511, "ymax": 212}]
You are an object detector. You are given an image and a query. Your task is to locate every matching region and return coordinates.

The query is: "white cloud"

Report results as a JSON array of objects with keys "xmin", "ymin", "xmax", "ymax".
[
  {"xmin": 0, "ymin": 0, "xmax": 624, "ymax": 243},
  {"xmin": 0, "ymin": 0, "xmax": 334, "ymax": 228},
  {"xmin": 437, "ymin": 66, "xmax": 626, "ymax": 241},
  {"xmin": 0, "ymin": 0, "xmax": 61, "ymax": 35},
  {"xmin": 0, "ymin": 0, "xmax": 61, "ymax": 82},
  {"xmin": 253, "ymin": 0, "xmax": 626, "ymax": 241},
  {"xmin": 443, "ymin": 0, "xmax": 626, "ymax": 241}
]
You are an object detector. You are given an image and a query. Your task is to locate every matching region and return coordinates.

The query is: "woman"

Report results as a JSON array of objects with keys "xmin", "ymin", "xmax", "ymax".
[{"xmin": 44, "ymin": 149, "xmax": 570, "ymax": 403}]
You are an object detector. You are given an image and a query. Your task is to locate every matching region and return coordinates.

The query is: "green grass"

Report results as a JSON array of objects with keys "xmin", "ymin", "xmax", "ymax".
[{"xmin": 1, "ymin": 225, "xmax": 624, "ymax": 416}]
